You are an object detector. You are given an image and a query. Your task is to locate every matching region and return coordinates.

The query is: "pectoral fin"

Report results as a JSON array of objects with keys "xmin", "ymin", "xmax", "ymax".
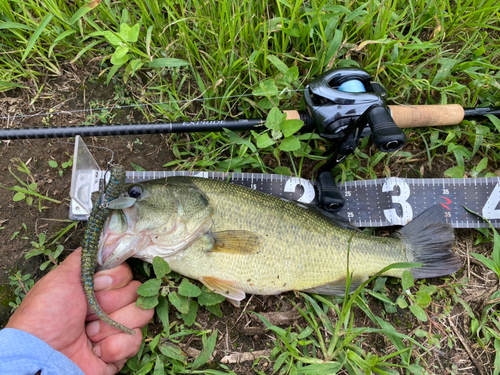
[
  {"xmin": 208, "ymin": 230, "xmax": 261, "ymax": 254},
  {"xmin": 200, "ymin": 276, "xmax": 246, "ymax": 306},
  {"xmin": 302, "ymin": 275, "xmax": 368, "ymax": 295}
]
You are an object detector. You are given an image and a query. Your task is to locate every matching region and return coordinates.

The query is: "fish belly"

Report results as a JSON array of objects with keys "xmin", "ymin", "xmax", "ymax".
[{"xmin": 165, "ymin": 220, "xmax": 408, "ymax": 295}]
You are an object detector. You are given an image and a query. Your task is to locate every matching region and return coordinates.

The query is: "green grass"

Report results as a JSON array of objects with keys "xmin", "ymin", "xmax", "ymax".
[
  {"xmin": 1, "ymin": 0, "xmax": 500, "ymax": 374},
  {"xmin": 3, "ymin": 0, "xmax": 498, "ymax": 177}
]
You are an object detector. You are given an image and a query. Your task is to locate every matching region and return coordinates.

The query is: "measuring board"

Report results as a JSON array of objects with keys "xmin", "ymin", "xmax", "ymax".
[{"xmin": 70, "ymin": 136, "xmax": 500, "ymax": 228}]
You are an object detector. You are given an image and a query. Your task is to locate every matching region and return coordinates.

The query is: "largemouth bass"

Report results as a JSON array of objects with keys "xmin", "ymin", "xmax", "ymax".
[{"xmin": 98, "ymin": 177, "xmax": 461, "ymax": 305}]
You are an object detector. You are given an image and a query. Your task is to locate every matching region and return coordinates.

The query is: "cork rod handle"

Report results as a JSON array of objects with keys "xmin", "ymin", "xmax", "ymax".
[
  {"xmin": 387, "ymin": 104, "xmax": 465, "ymax": 128},
  {"xmin": 284, "ymin": 105, "xmax": 465, "ymax": 129},
  {"xmin": 283, "ymin": 110, "xmax": 302, "ymax": 120}
]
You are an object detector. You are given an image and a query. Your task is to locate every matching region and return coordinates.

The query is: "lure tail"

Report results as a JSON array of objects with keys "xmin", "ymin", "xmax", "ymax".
[{"xmin": 81, "ymin": 165, "xmax": 136, "ymax": 335}]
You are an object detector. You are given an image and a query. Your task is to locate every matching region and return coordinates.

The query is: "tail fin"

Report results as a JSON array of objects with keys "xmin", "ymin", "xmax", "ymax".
[{"xmin": 394, "ymin": 205, "xmax": 462, "ymax": 278}]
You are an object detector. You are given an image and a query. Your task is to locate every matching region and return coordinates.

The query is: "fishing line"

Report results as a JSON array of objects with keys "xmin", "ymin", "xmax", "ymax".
[
  {"xmin": 55, "ymin": 140, "xmax": 115, "ymax": 165},
  {"xmin": 0, "ymin": 89, "xmax": 306, "ymax": 121}
]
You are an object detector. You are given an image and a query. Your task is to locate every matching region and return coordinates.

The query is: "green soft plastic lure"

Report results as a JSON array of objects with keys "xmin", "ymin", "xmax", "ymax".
[{"xmin": 81, "ymin": 165, "xmax": 135, "ymax": 335}]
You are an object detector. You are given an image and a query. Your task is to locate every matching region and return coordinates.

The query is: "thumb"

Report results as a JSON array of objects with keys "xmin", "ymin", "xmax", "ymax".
[
  {"xmin": 61, "ymin": 247, "xmax": 83, "ymax": 268},
  {"xmin": 39, "ymin": 248, "xmax": 83, "ymax": 286}
]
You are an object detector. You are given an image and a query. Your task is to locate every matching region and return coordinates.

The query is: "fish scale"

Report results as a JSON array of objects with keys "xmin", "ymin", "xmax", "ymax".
[{"xmin": 81, "ymin": 165, "xmax": 135, "ymax": 335}]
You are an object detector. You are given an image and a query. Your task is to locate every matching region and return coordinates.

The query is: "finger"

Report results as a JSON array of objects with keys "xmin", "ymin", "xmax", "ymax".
[
  {"xmin": 94, "ymin": 262, "xmax": 133, "ymax": 292},
  {"xmin": 101, "ymin": 358, "xmax": 128, "ymax": 375},
  {"xmin": 86, "ymin": 302, "xmax": 154, "ymax": 342},
  {"xmin": 93, "ymin": 328, "xmax": 143, "ymax": 365},
  {"xmin": 86, "ymin": 281, "xmax": 141, "ymax": 318}
]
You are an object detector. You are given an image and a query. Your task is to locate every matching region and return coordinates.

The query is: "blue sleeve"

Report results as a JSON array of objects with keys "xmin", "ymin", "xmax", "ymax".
[{"xmin": 0, "ymin": 328, "xmax": 84, "ymax": 375}]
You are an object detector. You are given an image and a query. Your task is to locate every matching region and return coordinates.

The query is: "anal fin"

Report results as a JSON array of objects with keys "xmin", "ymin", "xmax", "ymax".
[
  {"xmin": 200, "ymin": 276, "xmax": 246, "ymax": 306},
  {"xmin": 208, "ymin": 230, "xmax": 261, "ymax": 254},
  {"xmin": 302, "ymin": 275, "xmax": 368, "ymax": 296}
]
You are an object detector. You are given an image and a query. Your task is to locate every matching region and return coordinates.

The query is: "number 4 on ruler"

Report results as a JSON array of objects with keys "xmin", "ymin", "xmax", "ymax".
[{"xmin": 483, "ymin": 183, "xmax": 500, "ymax": 220}]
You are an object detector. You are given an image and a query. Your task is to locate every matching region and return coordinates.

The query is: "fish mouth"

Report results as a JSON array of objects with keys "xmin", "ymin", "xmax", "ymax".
[{"xmin": 98, "ymin": 205, "xmax": 150, "ymax": 270}]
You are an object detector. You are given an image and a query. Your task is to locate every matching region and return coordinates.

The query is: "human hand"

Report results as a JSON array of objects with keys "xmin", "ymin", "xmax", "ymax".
[{"xmin": 6, "ymin": 248, "xmax": 154, "ymax": 375}]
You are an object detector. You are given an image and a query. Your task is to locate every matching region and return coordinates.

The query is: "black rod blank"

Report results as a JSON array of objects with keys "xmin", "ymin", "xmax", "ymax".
[
  {"xmin": 463, "ymin": 107, "xmax": 500, "ymax": 118},
  {"xmin": 0, "ymin": 119, "xmax": 265, "ymax": 140},
  {"xmin": 0, "ymin": 106, "xmax": 498, "ymax": 140}
]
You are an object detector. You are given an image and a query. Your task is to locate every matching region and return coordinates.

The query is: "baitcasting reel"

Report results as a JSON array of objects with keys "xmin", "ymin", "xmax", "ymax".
[{"xmin": 302, "ymin": 68, "xmax": 407, "ymax": 212}]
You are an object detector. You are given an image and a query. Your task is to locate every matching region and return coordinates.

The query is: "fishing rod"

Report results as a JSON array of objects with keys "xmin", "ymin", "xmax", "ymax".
[
  {"xmin": 3, "ymin": 67, "xmax": 499, "ymax": 211},
  {"xmin": 1, "ymin": 68, "xmax": 498, "ymax": 141}
]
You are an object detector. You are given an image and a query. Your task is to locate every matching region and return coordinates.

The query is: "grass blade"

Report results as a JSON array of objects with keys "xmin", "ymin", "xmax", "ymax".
[{"xmin": 22, "ymin": 13, "xmax": 53, "ymax": 62}]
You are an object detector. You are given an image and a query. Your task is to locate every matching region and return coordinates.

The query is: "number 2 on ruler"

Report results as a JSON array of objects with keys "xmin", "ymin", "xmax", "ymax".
[{"xmin": 382, "ymin": 177, "xmax": 413, "ymax": 225}]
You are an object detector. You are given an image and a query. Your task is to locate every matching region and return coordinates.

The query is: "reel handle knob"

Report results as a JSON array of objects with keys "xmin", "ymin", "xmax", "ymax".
[
  {"xmin": 317, "ymin": 171, "xmax": 345, "ymax": 212},
  {"xmin": 367, "ymin": 106, "xmax": 406, "ymax": 152}
]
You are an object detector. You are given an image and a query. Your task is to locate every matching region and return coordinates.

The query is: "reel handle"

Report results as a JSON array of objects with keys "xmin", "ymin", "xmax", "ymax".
[{"xmin": 367, "ymin": 106, "xmax": 406, "ymax": 152}]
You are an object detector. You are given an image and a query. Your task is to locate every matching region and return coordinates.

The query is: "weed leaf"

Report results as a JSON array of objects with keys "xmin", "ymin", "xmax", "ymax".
[
  {"xmin": 148, "ymin": 58, "xmax": 190, "ymax": 68},
  {"xmin": 444, "ymin": 166, "xmax": 464, "ymax": 178},
  {"xmin": 158, "ymin": 342, "xmax": 187, "ymax": 364},
  {"xmin": 153, "ymin": 355, "xmax": 165, "ymax": 375},
  {"xmin": 137, "ymin": 278, "xmax": 162, "ymax": 297},
  {"xmin": 401, "ymin": 271, "xmax": 414, "ymax": 290},
  {"xmin": 267, "ymin": 55, "xmax": 289, "ymax": 74},
  {"xmin": 137, "ymin": 295, "xmax": 159, "ymax": 309},
  {"xmin": 409, "ymin": 304, "xmax": 427, "ymax": 321},
  {"xmin": 153, "ymin": 257, "xmax": 171, "ymax": 279},
  {"xmin": 168, "ymin": 291, "xmax": 189, "ymax": 314},
  {"xmin": 13, "ymin": 192, "xmax": 25, "ymax": 201},
  {"xmin": 181, "ymin": 299, "xmax": 198, "ymax": 326},
  {"xmin": 279, "ymin": 136, "xmax": 301, "ymax": 152},
  {"xmin": 486, "ymin": 115, "xmax": 500, "ymax": 133},
  {"xmin": 299, "ymin": 362, "xmax": 343, "ymax": 374},
  {"xmin": 156, "ymin": 296, "xmax": 169, "ymax": 335},
  {"xmin": 281, "ymin": 119, "xmax": 303, "ymax": 137},
  {"xmin": 192, "ymin": 330, "xmax": 218, "ymax": 370},
  {"xmin": 198, "ymin": 288, "xmax": 225, "ymax": 306},
  {"xmin": 178, "ymin": 278, "xmax": 201, "ymax": 297}
]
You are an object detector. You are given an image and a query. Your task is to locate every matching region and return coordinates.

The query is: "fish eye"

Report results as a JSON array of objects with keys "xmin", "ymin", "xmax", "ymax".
[{"xmin": 128, "ymin": 185, "xmax": 143, "ymax": 199}]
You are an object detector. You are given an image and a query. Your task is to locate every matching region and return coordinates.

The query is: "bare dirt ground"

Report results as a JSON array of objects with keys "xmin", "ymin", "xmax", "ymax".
[{"xmin": 0, "ymin": 68, "xmax": 498, "ymax": 374}]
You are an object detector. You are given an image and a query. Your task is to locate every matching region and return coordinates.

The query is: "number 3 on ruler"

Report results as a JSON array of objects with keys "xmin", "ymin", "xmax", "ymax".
[{"xmin": 382, "ymin": 177, "xmax": 413, "ymax": 225}]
